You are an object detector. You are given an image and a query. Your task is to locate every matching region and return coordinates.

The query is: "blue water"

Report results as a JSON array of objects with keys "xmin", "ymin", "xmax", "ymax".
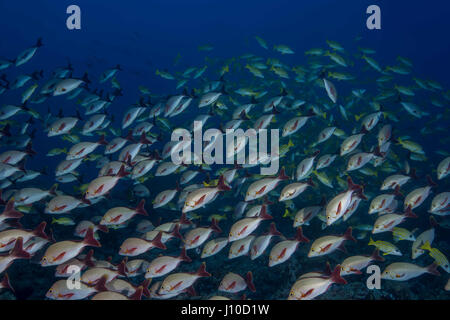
[{"xmin": 0, "ymin": 0, "xmax": 449, "ymax": 300}]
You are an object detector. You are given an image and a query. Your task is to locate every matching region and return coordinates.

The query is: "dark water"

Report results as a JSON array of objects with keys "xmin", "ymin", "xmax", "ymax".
[{"xmin": 0, "ymin": 0, "xmax": 449, "ymax": 300}]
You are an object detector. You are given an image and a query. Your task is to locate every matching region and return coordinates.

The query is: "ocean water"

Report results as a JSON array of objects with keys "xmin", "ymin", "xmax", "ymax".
[{"xmin": 0, "ymin": 0, "xmax": 448, "ymax": 300}]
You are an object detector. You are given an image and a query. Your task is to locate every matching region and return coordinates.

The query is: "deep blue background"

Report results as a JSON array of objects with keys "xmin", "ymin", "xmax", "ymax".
[
  {"xmin": 0, "ymin": 0, "xmax": 449, "ymax": 300},
  {"xmin": 1, "ymin": 0, "xmax": 450, "ymax": 96}
]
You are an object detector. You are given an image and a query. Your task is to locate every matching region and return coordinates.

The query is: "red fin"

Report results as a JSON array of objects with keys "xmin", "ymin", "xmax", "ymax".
[
  {"xmin": 179, "ymin": 212, "xmax": 192, "ymax": 225},
  {"xmin": 269, "ymin": 222, "xmax": 282, "ymax": 236},
  {"xmin": 135, "ymin": 200, "xmax": 148, "ymax": 216},
  {"xmin": 426, "ymin": 175, "xmax": 437, "ymax": 187},
  {"xmin": 179, "ymin": 248, "xmax": 192, "ymax": 262},
  {"xmin": 330, "ymin": 265, "xmax": 347, "ymax": 284},
  {"xmin": 323, "ymin": 262, "xmax": 332, "ymax": 276},
  {"xmin": 171, "ymin": 224, "xmax": 183, "ymax": 241},
  {"xmin": 1, "ymin": 273, "xmax": 14, "ymax": 293},
  {"xmin": 404, "ymin": 206, "xmax": 418, "ymax": 219},
  {"xmin": 355, "ymin": 188, "xmax": 368, "ymax": 201},
  {"xmin": 83, "ymin": 249, "xmax": 95, "ymax": 268},
  {"xmin": 393, "ymin": 185, "xmax": 403, "ymax": 198},
  {"xmin": 117, "ymin": 259, "xmax": 128, "ymax": 276},
  {"xmin": 83, "ymin": 228, "xmax": 101, "ymax": 247},
  {"xmin": 258, "ymin": 205, "xmax": 273, "ymax": 220},
  {"xmin": 346, "ymin": 176, "xmax": 361, "ymax": 191},
  {"xmin": 277, "ymin": 167, "xmax": 289, "ymax": 180},
  {"xmin": 2, "ymin": 199, "xmax": 23, "ymax": 219},
  {"xmin": 245, "ymin": 271, "xmax": 256, "ymax": 292},
  {"xmin": 185, "ymin": 285, "xmax": 197, "ymax": 297},
  {"xmin": 10, "ymin": 237, "xmax": 30, "ymax": 259},
  {"xmin": 81, "ymin": 198, "xmax": 91, "ymax": 205},
  {"xmin": 151, "ymin": 232, "xmax": 167, "ymax": 250},
  {"xmin": 97, "ymin": 134, "xmax": 108, "ymax": 146},
  {"xmin": 139, "ymin": 132, "xmax": 152, "ymax": 145},
  {"xmin": 217, "ymin": 175, "xmax": 231, "ymax": 191},
  {"xmin": 25, "ymin": 142, "xmax": 37, "ymax": 156},
  {"xmin": 33, "ymin": 222, "xmax": 48, "ymax": 240},
  {"xmin": 210, "ymin": 219, "xmax": 222, "ymax": 234},
  {"xmin": 96, "ymin": 224, "xmax": 108, "ymax": 234},
  {"xmin": 123, "ymin": 130, "xmax": 135, "ymax": 142},
  {"xmin": 306, "ymin": 177, "xmax": 316, "ymax": 187},
  {"xmin": 312, "ymin": 150, "xmax": 320, "ymax": 157},
  {"xmin": 48, "ymin": 184, "xmax": 58, "ymax": 196},
  {"xmin": 116, "ymin": 165, "xmax": 130, "ymax": 178},
  {"xmin": 94, "ymin": 275, "xmax": 108, "ymax": 292},
  {"xmin": 295, "ymin": 227, "xmax": 310, "ymax": 243},
  {"xmin": 343, "ymin": 227, "xmax": 356, "ymax": 242},
  {"xmin": 141, "ymin": 279, "xmax": 151, "ymax": 297},
  {"xmin": 196, "ymin": 262, "xmax": 211, "ymax": 277},
  {"xmin": 130, "ymin": 286, "xmax": 143, "ymax": 300},
  {"xmin": 370, "ymin": 249, "xmax": 385, "ymax": 262},
  {"xmin": 426, "ymin": 263, "xmax": 440, "ymax": 276}
]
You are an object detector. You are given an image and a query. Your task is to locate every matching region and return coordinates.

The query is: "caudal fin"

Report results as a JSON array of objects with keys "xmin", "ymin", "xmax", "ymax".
[
  {"xmin": 269, "ymin": 222, "xmax": 282, "ymax": 236},
  {"xmin": 117, "ymin": 258, "xmax": 129, "ymax": 276},
  {"xmin": 179, "ymin": 212, "xmax": 192, "ymax": 225},
  {"xmin": 393, "ymin": 185, "xmax": 403, "ymax": 198},
  {"xmin": 139, "ymin": 132, "xmax": 152, "ymax": 145},
  {"xmin": 217, "ymin": 175, "xmax": 231, "ymax": 191},
  {"xmin": 151, "ymin": 232, "xmax": 167, "ymax": 250},
  {"xmin": 116, "ymin": 165, "xmax": 130, "ymax": 178},
  {"xmin": 33, "ymin": 222, "xmax": 48, "ymax": 240},
  {"xmin": 82, "ymin": 249, "xmax": 95, "ymax": 268},
  {"xmin": 346, "ymin": 176, "xmax": 362, "ymax": 191},
  {"xmin": 97, "ymin": 134, "xmax": 108, "ymax": 146},
  {"xmin": 330, "ymin": 265, "xmax": 347, "ymax": 284},
  {"xmin": 210, "ymin": 219, "xmax": 222, "ymax": 234},
  {"xmin": 83, "ymin": 228, "xmax": 101, "ymax": 247},
  {"xmin": 141, "ymin": 279, "xmax": 151, "ymax": 297},
  {"xmin": 429, "ymin": 216, "xmax": 438, "ymax": 228},
  {"xmin": 404, "ymin": 206, "xmax": 418, "ymax": 219},
  {"xmin": 135, "ymin": 200, "xmax": 148, "ymax": 216},
  {"xmin": 94, "ymin": 275, "xmax": 108, "ymax": 292},
  {"xmin": 171, "ymin": 224, "xmax": 183, "ymax": 241},
  {"xmin": 196, "ymin": 262, "xmax": 211, "ymax": 277},
  {"xmin": 2, "ymin": 199, "xmax": 23, "ymax": 220},
  {"xmin": 1, "ymin": 273, "xmax": 14, "ymax": 293},
  {"xmin": 259, "ymin": 205, "xmax": 273, "ymax": 220},
  {"xmin": 426, "ymin": 263, "xmax": 440, "ymax": 276},
  {"xmin": 178, "ymin": 248, "xmax": 192, "ymax": 262},
  {"xmin": 426, "ymin": 175, "xmax": 437, "ymax": 187},
  {"xmin": 245, "ymin": 271, "xmax": 256, "ymax": 292},
  {"xmin": 10, "ymin": 237, "xmax": 30, "ymax": 259},
  {"xmin": 306, "ymin": 177, "xmax": 316, "ymax": 187},
  {"xmin": 343, "ymin": 227, "xmax": 356, "ymax": 242},
  {"xmin": 295, "ymin": 227, "xmax": 310, "ymax": 243},
  {"xmin": 278, "ymin": 167, "xmax": 289, "ymax": 180},
  {"xmin": 370, "ymin": 249, "xmax": 385, "ymax": 262}
]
